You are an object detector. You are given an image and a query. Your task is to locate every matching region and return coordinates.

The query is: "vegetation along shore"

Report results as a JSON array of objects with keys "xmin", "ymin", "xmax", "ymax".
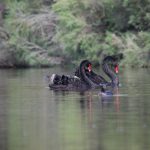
[{"xmin": 0, "ymin": 0, "xmax": 150, "ymax": 68}]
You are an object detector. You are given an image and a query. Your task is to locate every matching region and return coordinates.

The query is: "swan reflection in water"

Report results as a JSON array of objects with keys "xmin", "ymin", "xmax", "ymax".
[
  {"xmin": 50, "ymin": 87, "xmax": 122, "ymax": 129},
  {"xmin": 79, "ymin": 88, "xmax": 121, "ymax": 125},
  {"xmin": 100, "ymin": 87, "xmax": 120, "ymax": 112}
]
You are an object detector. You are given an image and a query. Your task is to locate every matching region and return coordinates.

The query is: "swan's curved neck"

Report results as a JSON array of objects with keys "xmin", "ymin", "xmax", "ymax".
[
  {"xmin": 80, "ymin": 62, "xmax": 98, "ymax": 88},
  {"xmin": 102, "ymin": 57, "xmax": 119, "ymax": 86}
]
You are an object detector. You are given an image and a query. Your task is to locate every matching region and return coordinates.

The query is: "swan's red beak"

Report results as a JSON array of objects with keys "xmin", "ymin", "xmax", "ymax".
[
  {"xmin": 88, "ymin": 64, "xmax": 92, "ymax": 72},
  {"xmin": 115, "ymin": 65, "xmax": 119, "ymax": 74}
]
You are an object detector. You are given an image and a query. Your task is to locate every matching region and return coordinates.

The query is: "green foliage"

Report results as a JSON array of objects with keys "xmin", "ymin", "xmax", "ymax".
[
  {"xmin": 52, "ymin": 0, "xmax": 150, "ymax": 67},
  {"xmin": 2, "ymin": 0, "xmax": 150, "ymax": 67},
  {"xmin": 117, "ymin": 32, "xmax": 150, "ymax": 67},
  {"xmin": 78, "ymin": 0, "xmax": 150, "ymax": 31},
  {"xmin": 3, "ymin": 0, "xmax": 59, "ymax": 67},
  {"xmin": 136, "ymin": 32, "xmax": 150, "ymax": 67},
  {"xmin": 52, "ymin": 0, "xmax": 86, "ymax": 59},
  {"xmin": 26, "ymin": 0, "xmax": 43, "ymax": 9},
  {"xmin": 3, "ymin": 0, "xmax": 34, "ymax": 67},
  {"xmin": 125, "ymin": 0, "xmax": 150, "ymax": 31},
  {"xmin": 52, "ymin": 0, "xmax": 120, "ymax": 63}
]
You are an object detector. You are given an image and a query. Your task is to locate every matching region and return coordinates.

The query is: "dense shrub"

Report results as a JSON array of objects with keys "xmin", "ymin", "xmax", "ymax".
[
  {"xmin": 52, "ymin": 0, "xmax": 150, "ymax": 67},
  {"xmin": 2, "ymin": 0, "xmax": 150, "ymax": 67}
]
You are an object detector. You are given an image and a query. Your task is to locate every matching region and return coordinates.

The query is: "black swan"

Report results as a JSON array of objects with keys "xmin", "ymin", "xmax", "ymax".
[
  {"xmin": 75, "ymin": 53, "xmax": 123, "ymax": 87},
  {"xmin": 48, "ymin": 60, "xmax": 99, "ymax": 91}
]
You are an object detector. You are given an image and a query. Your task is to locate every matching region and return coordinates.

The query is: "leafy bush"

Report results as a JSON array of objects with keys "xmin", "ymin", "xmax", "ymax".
[
  {"xmin": 3, "ymin": 0, "xmax": 62, "ymax": 67},
  {"xmin": 53, "ymin": 0, "xmax": 124, "ymax": 64},
  {"xmin": 2, "ymin": 0, "xmax": 150, "ymax": 67},
  {"xmin": 113, "ymin": 32, "xmax": 150, "ymax": 67},
  {"xmin": 52, "ymin": 0, "xmax": 150, "ymax": 67},
  {"xmin": 85, "ymin": 0, "xmax": 150, "ymax": 31}
]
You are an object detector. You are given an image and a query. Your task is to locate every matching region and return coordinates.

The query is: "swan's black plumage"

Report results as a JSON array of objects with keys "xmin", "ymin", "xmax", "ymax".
[
  {"xmin": 75, "ymin": 53, "xmax": 123, "ymax": 87},
  {"xmin": 48, "ymin": 60, "xmax": 98, "ymax": 91},
  {"xmin": 48, "ymin": 53, "xmax": 123, "ymax": 91}
]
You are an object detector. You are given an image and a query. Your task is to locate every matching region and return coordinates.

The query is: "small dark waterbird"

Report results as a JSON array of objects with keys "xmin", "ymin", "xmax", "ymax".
[{"xmin": 100, "ymin": 87, "xmax": 113, "ymax": 97}]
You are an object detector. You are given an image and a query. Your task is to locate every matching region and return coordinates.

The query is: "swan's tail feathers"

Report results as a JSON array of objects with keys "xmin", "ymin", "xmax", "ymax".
[
  {"xmin": 67, "ymin": 75, "xmax": 81, "ymax": 84},
  {"xmin": 49, "ymin": 74, "xmax": 62, "ymax": 85},
  {"xmin": 49, "ymin": 74, "xmax": 56, "ymax": 85},
  {"xmin": 48, "ymin": 74, "xmax": 81, "ymax": 87}
]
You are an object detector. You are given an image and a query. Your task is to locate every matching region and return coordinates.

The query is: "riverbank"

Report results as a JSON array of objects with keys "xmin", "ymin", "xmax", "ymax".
[{"xmin": 0, "ymin": 0, "xmax": 150, "ymax": 68}]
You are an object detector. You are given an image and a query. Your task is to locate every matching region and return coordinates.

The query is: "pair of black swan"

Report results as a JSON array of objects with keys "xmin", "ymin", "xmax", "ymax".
[
  {"xmin": 74, "ymin": 54, "xmax": 122, "ymax": 87},
  {"xmin": 47, "ymin": 53, "xmax": 123, "ymax": 91}
]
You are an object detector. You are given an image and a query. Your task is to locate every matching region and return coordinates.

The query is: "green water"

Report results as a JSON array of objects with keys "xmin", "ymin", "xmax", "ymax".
[{"xmin": 0, "ymin": 68, "xmax": 150, "ymax": 150}]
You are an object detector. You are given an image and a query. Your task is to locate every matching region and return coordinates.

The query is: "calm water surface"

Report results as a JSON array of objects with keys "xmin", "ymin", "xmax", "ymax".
[{"xmin": 0, "ymin": 68, "xmax": 150, "ymax": 150}]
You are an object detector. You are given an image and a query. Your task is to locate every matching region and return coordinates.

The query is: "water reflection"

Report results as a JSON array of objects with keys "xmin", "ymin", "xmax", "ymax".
[
  {"xmin": 0, "ymin": 68, "xmax": 150, "ymax": 150},
  {"xmin": 0, "ymin": 91, "xmax": 8, "ymax": 150}
]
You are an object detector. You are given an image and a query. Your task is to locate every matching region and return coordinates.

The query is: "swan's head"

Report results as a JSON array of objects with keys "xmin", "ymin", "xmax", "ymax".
[
  {"xmin": 80, "ymin": 60, "xmax": 92, "ymax": 73},
  {"xmin": 111, "ymin": 53, "xmax": 123, "ymax": 74},
  {"xmin": 112, "ymin": 53, "xmax": 123, "ymax": 68}
]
